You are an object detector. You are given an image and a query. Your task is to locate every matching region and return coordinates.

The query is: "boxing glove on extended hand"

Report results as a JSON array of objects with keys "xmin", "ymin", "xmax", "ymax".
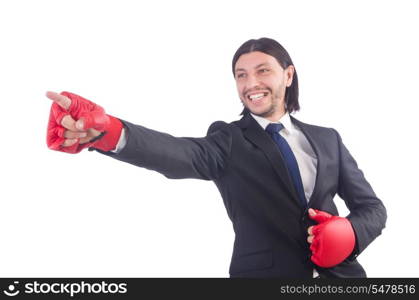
[
  {"xmin": 308, "ymin": 209, "xmax": 356, "ymax": 268},
  {"xmin": 47, "ymin": 91, "xmax": 123, "ymax": 153}
]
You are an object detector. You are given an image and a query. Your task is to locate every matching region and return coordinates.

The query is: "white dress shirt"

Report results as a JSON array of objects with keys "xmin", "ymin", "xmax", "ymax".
[{"xmin": 250, "ymin": 113, "xmax": 318, "ymax": 203}]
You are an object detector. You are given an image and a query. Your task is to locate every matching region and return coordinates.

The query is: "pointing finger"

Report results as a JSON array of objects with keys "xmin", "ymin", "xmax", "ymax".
[{"xmin": 46, "ymin": 91, "xmax": 71, "ymax": 110}]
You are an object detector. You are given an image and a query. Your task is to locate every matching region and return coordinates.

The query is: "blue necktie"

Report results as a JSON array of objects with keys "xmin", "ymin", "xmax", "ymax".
[{"xmin": 265, "ymin": 123, "xmax": 307, "ymax": 208}]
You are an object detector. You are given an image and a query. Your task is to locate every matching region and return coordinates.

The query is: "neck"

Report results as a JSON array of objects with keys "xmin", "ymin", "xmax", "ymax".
[{"xmin": 265, "ymin": 109, "xmax": 286, "ymax": 122}]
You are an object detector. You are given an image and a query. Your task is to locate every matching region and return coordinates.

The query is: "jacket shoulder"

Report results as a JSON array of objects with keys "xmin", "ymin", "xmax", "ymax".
[
  {"xmin": 207, "ymin": 120, "xmax": 242, "ymax": 135},
  {"xmin": 291, "ymin": 116, "xmax": 338, "ymax": 138}
]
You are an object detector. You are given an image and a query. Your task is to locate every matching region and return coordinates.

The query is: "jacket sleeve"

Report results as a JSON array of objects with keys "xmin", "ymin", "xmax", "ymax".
[
  {"xmin": 333, "ymin": 129, "xmax": 387, "ymax": 259},
  {"xmin": 92, "ymin": 119, "xmax": 233, "ymax": 181}
]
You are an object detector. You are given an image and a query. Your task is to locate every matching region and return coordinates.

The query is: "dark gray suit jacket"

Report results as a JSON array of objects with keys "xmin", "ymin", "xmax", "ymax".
[{"xmin": 95, "ymin": 113, "xmax": 387, "ymax": 278}]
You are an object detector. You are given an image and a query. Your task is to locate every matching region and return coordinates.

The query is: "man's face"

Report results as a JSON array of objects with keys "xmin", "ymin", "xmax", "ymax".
[{"xmin": 234, "ymin": 51, "xmax": 294, "ymax": 121}]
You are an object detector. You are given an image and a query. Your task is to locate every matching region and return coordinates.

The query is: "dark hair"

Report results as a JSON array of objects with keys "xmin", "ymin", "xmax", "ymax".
[{"xmin": 232, "ymin": 37, "xmax": 299, "ymax": 115}]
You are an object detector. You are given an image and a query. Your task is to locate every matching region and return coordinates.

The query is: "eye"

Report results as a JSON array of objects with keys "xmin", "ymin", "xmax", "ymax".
[
  {"xmin": 236, "ymin": 73, "xmax": 246, "ymax": 79},
  {"xmin": 259, "ymin": 68, "xmax": 270, "ymax": 74}
]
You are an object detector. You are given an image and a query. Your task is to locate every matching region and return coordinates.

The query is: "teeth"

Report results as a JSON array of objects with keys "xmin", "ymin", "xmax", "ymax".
[{"xmin": 249, "ymin": 93, "xmax": 265, "ymax": 100}]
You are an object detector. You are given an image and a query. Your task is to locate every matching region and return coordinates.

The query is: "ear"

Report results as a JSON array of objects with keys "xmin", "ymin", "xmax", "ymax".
[{"xmin": 285, "ymin": 65, "xmax": 295, "ymax": 87}]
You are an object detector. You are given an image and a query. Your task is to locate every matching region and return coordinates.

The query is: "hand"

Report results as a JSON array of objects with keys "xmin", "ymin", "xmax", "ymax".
[
  {"xmin": 46, "ymin": 91, "xmax": 123, "ymax": 153},
  {"xmin": 46, "ymin": 91, "xmax": 101, "ymax": 148},
  {"xmin": 307, "ymin": 208, "xmax": 356, "ymax": 268}
]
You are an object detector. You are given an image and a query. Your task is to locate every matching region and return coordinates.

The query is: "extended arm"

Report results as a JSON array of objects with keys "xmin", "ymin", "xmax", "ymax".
[
  {"xmin": 46, "ymin": 90, "xmax": 232, "ymax": 181},
  {"xmin": 93, "ymin": 120, "xmax": 233, "ymax": 180}
]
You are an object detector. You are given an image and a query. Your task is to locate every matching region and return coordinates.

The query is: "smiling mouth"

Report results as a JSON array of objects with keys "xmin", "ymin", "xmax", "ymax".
[{"xmin": 247, "ymin": 92, "xmax": 269, "ymax": 101}]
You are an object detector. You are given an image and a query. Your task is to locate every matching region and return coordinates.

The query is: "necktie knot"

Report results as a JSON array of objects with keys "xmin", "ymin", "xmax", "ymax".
[{"xmin": 266, "ymin": 123, "xmax": 284, "ymax": 134}]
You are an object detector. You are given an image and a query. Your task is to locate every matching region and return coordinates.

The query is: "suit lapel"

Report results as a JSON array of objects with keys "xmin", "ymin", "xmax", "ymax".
[
  {"xmin": 237, "ymin": 114, "xmax": 302, "ymax": 210},
  {"xmin": 290, "ymin": 116, "xmax": 322, "ymax": 207}
]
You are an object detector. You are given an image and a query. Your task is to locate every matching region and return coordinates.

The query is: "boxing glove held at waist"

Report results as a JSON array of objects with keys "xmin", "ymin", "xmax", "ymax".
[{"xmin": 309, "ymin": 209, "xmax": 356, "ymax": 268}]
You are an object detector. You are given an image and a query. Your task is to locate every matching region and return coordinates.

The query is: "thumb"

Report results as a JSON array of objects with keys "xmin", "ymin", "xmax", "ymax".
[
  {"xmin": 79, "ymin": 109, "xmax": 110, "ymax": 131},
  {"xmin": 75, "ymin": 119, "xmax": 84, "ymax": 131},
  {"xmin": 308, "ymin": 209, "xmax": 333, "ymax": 223}
]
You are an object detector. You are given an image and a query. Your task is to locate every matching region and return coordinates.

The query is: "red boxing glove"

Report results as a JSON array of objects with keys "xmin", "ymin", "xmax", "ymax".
[
  {"xmin": 47, "ymin": 91, "xmax": 123, "ymax": 153},
  {"xmin": 308, "ymin": 209, "xmax": 355, "ymax": 268}
]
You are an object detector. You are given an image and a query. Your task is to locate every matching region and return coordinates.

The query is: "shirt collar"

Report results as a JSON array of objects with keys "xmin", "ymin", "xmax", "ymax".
[{"xmin": 250, "ymin": 112, "xmax": 294, "ymax": 135}]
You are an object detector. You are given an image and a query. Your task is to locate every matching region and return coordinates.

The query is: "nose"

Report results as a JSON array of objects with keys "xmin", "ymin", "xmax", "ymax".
[{"xmin": 246, "ymin": 74, "xmax": 261, "ymax": 90}]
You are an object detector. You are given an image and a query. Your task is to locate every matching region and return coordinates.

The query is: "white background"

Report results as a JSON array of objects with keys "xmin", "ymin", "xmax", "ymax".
[{"xmin": 0, "ymin": 0, "xmax": 418, "ymax": 277}]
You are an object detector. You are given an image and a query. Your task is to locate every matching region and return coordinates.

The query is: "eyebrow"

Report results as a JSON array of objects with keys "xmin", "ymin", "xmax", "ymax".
[{"xmin": 235, "ymin": 63, "xmax": 270, "ymax": 73}]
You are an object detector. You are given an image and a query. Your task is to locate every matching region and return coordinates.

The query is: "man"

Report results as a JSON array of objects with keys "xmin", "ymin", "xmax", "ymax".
[{"xmin": 46, "ymin": 37, "xmax": 386, "ymax": 278}]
